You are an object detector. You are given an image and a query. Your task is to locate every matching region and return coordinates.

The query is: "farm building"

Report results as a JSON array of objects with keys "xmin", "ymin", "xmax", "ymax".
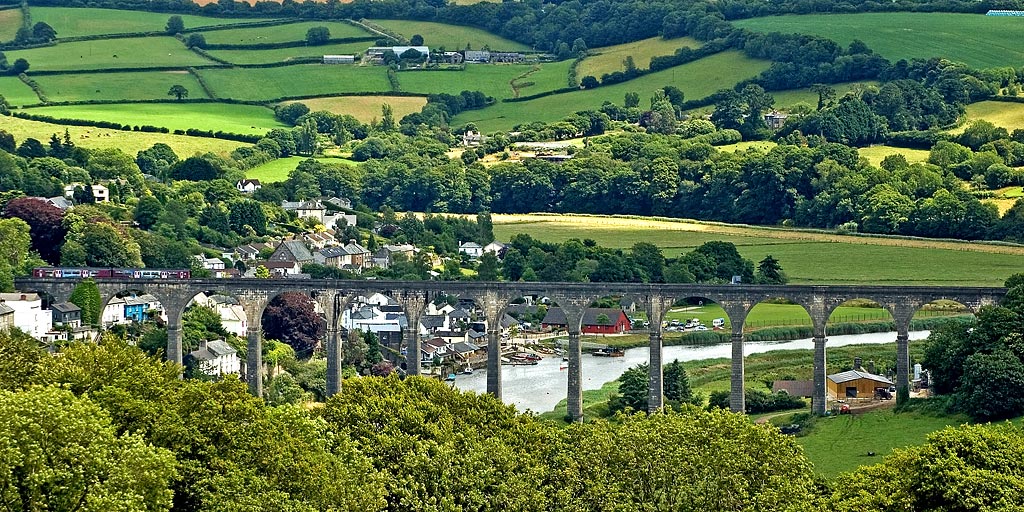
[
  {"xmin": 323, "ymin": 54, "xmax": 355, "ymax": 64},
  {"xmin": 542, "ymin": 307, "xmax": 632, "ymax": 334},
  {"xmin": 827, "ymin": 370, "xmax": 893, "ymax": 399},
  {"xmin": 366, "ymin": 46, "xmax": 429, "ymax": 63},
  {"xmin": 772, "ymin": 380, "xmax": 814, "ymax": 398}
]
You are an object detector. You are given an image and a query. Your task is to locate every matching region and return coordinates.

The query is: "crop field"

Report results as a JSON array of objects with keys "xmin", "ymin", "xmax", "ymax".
[
  {"xmin": 455, "ymin": 51, "xmax": 771, "ymax": 131},
  {"xmin": 5, "ymin": 37, "xmax": 213, "ymax": 72},
  {"xmin": 205, "ymin": 41, "xmax": 371, "ymax": 65},
  {"xmin": 0, "ymin": 7, "xmax": 21, "ymax": 41},
  {"xmin": 26, "ymin": 103, "xmax": 285, "ymax": 135},
  {"xmin": 0, "ymin": 76, "xmax": 40, "ymax": 107},
  {"xmin": 1, "ymin": 115, "xmax": 245, "ymax": 156},
  {"xmin": 196, "ymin": 65, "xmax": 391, "ymax": 100},
  {"xmin": 280, "ymin": 95, "xmax": 427, "ymax": 122},
  {"xmin": 30, "ymin": 6, "xmax": 252, "ymax": 38},
  {"xmin": 577, "ymin": 36, "xmax": 701, "ymax": 79},
  {"xmin": 199, "ymin": 21, "xmax": 371, "ymax": 45},
  {"xmin": 33, "ymin": 70, "xmax": 209, "ymax": 102},
  {"xmin": 397, "ymin": 64, "xmax": 567, "ymax": 100},
  {"xmin": 961, "ymin": 100, "xmax": 1024, "ymax": 131},
  {"xmin": 490, "ymin": 213, "xmax": 1024, "ymax": 286},
  {"xmin": 734, "ymin": 13, "xmax": 1024, "ymax": 70},
  {"xmin": 857, "ymin": 145, "xmax": 931, "ymax": 166},
  {"xmin": 368, "ymin": 19, "xmax": 530, "ymax": 51},
  {"xmin": 246, "ymin": 156, "xmax": 356, "ymax": 182}
]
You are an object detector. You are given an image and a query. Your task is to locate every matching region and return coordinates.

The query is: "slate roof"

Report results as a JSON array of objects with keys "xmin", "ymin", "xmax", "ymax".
[
  {"xmin": 189, "ymin": 340, "xmax": 237, "ymax": 361},
  {"xmin": 421, "ymin": 315, "xmax": 446, "ymax": 329},
  {"xmin": 448, "ymin": 308, "xmax": 470, "ymax": 319},
  {"xmin": 51, "ymin": 302, "xmax": 81, "ymax": 313},
  {"xmin": 0, "ymin": 303, "xmax": 13, "ymax": 315},
  {"xmin": 542, "ymin": 307, "xmax": 627, "ymax": 326},
  {"xmin": 272, "ymin": 241, "xmax": 315, "ymax": 263},
  {"xmin": 452, "ymin": 341, "xmax": 480, "ymax": 353},
  {"xmin": 827, "ymin": 370, "xmax": 893, "ymax": 385}
]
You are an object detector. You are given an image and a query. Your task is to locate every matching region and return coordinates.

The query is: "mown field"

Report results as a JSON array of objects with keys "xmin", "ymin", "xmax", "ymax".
[
  {"xmin": 510, "ymin": 60, "xmax": 575, "ymax": 97},
  {"xmin": 5, "ymin": 36, "xmax": 213, "ymax": 72},
  {"xmin": 734, "ymin": 13, "xmax": 1024, "ymax": 70},
  {"xmin": 491, "ymin": 213, "xmax": 1024, "ymax": 286},
  {"xmin": 30, "ymin": 6, "xmax": 254, "ymax": 37},
  {"xmin": 205, "ymin": 41, "xmax": 371, "ymax": 65},
  {"xmin": 198, "ymin": 21, "xmax": 371, "ymax": 45},
  {"xmin": 368, "ymin": 19, "xmax": 529, "ymax": 51},
  {"xmin": 26, "ymin": 103, "xmax": 285, "ymax": 135},
  {"xmin": 280, "ymin": 95, "xmax": 427, "ymax": 122},
  {"xmin": 455, "ymin": 51, "xmax": 771, "ymax": 131},
  {"xmin": 246, "ymin": 155, "xmax": 356, "ymax": 182},
  {"xmin": 0, "ymin": 75, "xmax": 39, "ymax": 107},
  {"xmin": 961, "ymin": 100, "xmax": 1024, "ymax": 131},
  {"xmin": 577, "ymin": 36, "xmax": 701, "ymax": 79},
  {"xmin": 0, "ymin": 7, "xmax": 22, "ymax": 41},
  {"xmin": 196, "ymin": 65, "xmax": 391, "ymax": 100},
  {"xmin": 1, "ymin": 115, "xmax": 245, "ymax": 156},
  {"xmin": 32, "ymin": 70, "xmax": 209, "ymax": 102},
  {"xmin": 857, "ymin": 145, "xmax": 931, "ymax": 166}
]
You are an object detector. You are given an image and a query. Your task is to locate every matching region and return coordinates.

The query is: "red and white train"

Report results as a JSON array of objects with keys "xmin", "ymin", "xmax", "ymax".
[{"xmin": 32, "ymin": 267, "xmax": 192, "ymax": 279}]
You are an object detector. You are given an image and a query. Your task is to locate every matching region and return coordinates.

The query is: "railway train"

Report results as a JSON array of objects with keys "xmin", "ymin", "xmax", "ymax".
[{"xmin": 32, "ymin": 267, "xmax": 192, "ymax": 279}]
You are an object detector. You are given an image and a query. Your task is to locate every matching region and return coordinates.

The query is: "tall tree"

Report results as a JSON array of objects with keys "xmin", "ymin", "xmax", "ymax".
[
  {"xmin": 2, "ymin": 197, "xmax": 66, "ymax": 265},
  {"xmin": 69, "ymin": 278, "xmax": 102, "ymax": 325},
  {"xmin": 165, "ymin": 15, "xmax": 185, "ymax": 34},
  {"xmin": 262, "ymin": 292, "xmax": 324, "ymax": 355},
  {"xmin": 167, "ymin": 84, "xmax": 189, "ymax": 101}
]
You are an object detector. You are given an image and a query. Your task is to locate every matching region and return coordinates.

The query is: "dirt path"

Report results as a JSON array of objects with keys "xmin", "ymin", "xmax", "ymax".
[{"xmin": 509, "ymin": 65, "xmax": 541, "ymax": 98}]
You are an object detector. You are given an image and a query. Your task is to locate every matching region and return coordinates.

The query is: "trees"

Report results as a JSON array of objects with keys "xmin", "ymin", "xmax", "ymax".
[
  {"xmin": 306, "ymin": 26, "xmax": 331, "ymax": 45},
  {"xmin": 228, "ymin": 199, "xmax": 268, "ymax": 235},
  {"xmin": 755, "ymin": 255, "xmax": 787, "ymax": 284},
  {"xmin": 10, "ymin": 58, "xmax": 29, "ymax": 74},
  {"xmin": 476, "ymin": 252, "xmax": 500, "ymax": 280},
  {"xmin": 0, "ymin": 217, "xmax": 31, "ymax": 292},
  {"xmin": 185, "ymin": 33, "xmax": 206, "ymax": 49},
  {"xmin": 63, "ymin": 223, "xmax": 143, "ymax": 268},
  {"xmin": 262, "ymin": 292, "xmax": 324, "ymax": 355},
  {"xmin": 69, "ymin": 279, "xmax": 102, "ymax": 326},
  {"xmin": 3, "ymin": 197, "xmax": 66, "ymax": 264},
  {"xmin": 167, "ymin": 84, "xmax": 189, "ymax": 101},
  {"xmin": 165, "ymin": 15, "xmax": 185, "ymax": 34},
  {"xmin": 133, "ymin": 195, "xmax": 164, "ymax": 230},
  {"xmin": 274, "ymin": 102, "xmax": 309, "ymax": 125},
  {"xmin": 409, "ymin": 34, "xmax": 424, "ymax": 46},
  {"xmin": 31, "ymin": 22, "xmax": 57, "ymax": 42}
]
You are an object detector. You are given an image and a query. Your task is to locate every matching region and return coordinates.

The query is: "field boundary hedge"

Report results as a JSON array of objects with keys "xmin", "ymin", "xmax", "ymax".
[
  {"xmin": 17, "ymin": 73, "xmax": 48, "ymax": 103},
  {"xmin": 52, "ymin": 18, "xmax": 299, "ymax": 44},
  {"xmin": 354, "ymin": 19, "xmax": 404, "ymax": 44},
  {"xmin": 187, "ymin": 66, "xmax": 216, "ymax": 99},
  {"xmin": 24, "ymin": 64, "xmax": 230, "ymax": 76},
  {"xmin": 203, "ymin": 36, "xmax": 375, "ymax": 50}
]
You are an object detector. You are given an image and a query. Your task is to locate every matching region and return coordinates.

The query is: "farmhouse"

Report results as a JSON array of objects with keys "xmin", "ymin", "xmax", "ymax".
[
  {"xmin": 542, "ymin": 307, "xmax": 632, "ymax": 334},
  {"xmin": 458, "ymin": 241, "xmax": 484, "ymax": 259},
  {"xmin": 764, "ymin": 111, "xmax": 789, "ymax": 129},
  {"xmin": 464, "ymin": 50, "xmax": 490, "ymax": 63},
  {"xmin": 323, "ymin": 54, "xmax": 355, "ymax": 64},
  {"xmin": 236, "ymin": 179, "xmax": 261, "ymax": 194},
  {"xmin": 827, "ymin": 370, "xmax": 893, "ymax": 399}
]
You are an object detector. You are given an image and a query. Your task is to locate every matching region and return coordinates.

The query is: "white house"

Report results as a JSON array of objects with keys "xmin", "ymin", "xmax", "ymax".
[
  {"xmin": 63, "ymin": 183, "xmax": 109, "ymax": 203},
  {"xmin": 236, "ymin": 179, "xmax": 262, "ymax": 194},
  {"xmin": 0, "ymin": 293, "xmax": 51, "ymax": 338},
  {"xmin": 459, "ymin": 241, "xmax": 484, "ymax": 259},
  {"xmin": 196, "ymin": 256, "xmax": 226, "ymax": 271},
  {"xmin": 483, "ymin": 241, "xmax": 507, "ymax": 258},
  {"xmin": 187, "ymin": 339, "xmax": 240, "ymax": 376},
  {"xmin": 282, "ymin": 200, "xmax": 326, "ymax": 224},
  {"xmin": 189, "ymin": 293, "xmax": 248, "ymax": 337}
]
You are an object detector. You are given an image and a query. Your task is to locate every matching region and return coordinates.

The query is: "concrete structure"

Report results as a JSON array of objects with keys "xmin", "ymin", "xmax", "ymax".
[
  {"xmin": 0, "ymin": 293, "xmax": 51, "ymax": 338},
  {"xmin": 14, "ymin": 277, "xmax": 1006, "ymax": 422}
]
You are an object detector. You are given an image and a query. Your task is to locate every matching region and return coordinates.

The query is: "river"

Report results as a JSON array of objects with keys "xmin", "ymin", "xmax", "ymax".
[{"xmin": 453, "ymin": 331, "xmax": 932, "ymax": 414}]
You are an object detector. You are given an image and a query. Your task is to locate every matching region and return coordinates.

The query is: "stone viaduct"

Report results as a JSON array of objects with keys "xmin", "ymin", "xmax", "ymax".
[{"xmin": 14, "ymin": 277, "xmax": 1006, "ymax": 420}]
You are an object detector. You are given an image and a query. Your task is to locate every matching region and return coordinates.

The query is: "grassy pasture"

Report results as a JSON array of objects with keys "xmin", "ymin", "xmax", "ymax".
[
  {"xmin": 280, "ymin": 95, "xmax": 426, "ymax": 123},
  {"xmin": 0, "ymin": 7, "xmax": 22, "ymax": 41},
  {"xmin": 246, "ymin": 156, "xmax": 356, "ymax": 183},
  {"xmin": 397, "ymin": 63, "xmax": 571, "ymax": 100},
  {"xmin": 196, "ymin": 65, "xmax": 391, "ymax": 100},
  {"xmin": 857, "ymin": 145, "xmax": 931, "ymax": 166},
  {"xmin": 26, "ymin": 103, "xmax": 285, "ymax": 135},
  {"xmin": 734, "ymin": 13, "xmax": 1024, "ymax": 70},
  {"xmin": 455, "ymin": 51, "xmax": 771, "ymax": 131},
  {"xmin": 205, "ymin": 41, "xmax": 370, "ymax": 65},
  {"xmin": 0, "ymin": 75, "xmax": 40, "ymax": 107},
  {"xmin": 33, "ymin": 70, "xmax": 209, "ymax": 102},
  {"xmin": 577, "ymin": 36, "xmax": 701, "ymax": 79},
  {"xmin": 31, "ymin": 7, "xmax": 252, "ymax": 38},
  {"xmin": 961, "ymin": 101, "xmax": 1024, "ymax": 131},
  {"xmin": 368, "ymin": 19, "xmax": 529, "ymax": 51},
  {"xmin": 6, "ymin": 37, "xmax": 212, "ymax": 72},
  {"xmin": 490, "ymin": 213, "xmax": 1024, "ymax": 286},
  {"xmin": 1, "ymin": 115, "xmax": 245, "ymax": 156},
  {"xmin": 199, "ymin": 21, "xmax": 370, "ymax": 45},
  {"xmin": 663, "ymin": 303, "xmax": 958, "ymax": 331},
  {"xmin": 510, "ymin": 60, "xmax": 574, "ymax": 97}
]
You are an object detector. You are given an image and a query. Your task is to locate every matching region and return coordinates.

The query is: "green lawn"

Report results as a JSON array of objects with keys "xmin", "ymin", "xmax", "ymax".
[
  {"xmin": 199, "ymin": 21, "xmax": 371, "ymax": 45},
  {"xmin": 368, "ymin": 19, "xmax": 529, "ymax": 51},
  {"xmin": 31, "ymin": 6, "xmax": 253, "ymax": 38},
  {"xmin": 0, "ymin": 75, "xmax": 40, "ymax": 107},
  {"xmin": 578, "ymin": 36, "xmax": 701, "ymax": 79},
  {"xmin": 25, "ymin": 103, "xmax": 285, "ymax": 135},
  {"xmin": 734, "ymin": 13, "xmax": 1024, "ymax": 69},
  {"xmin": 491, "ymin": 213, "xmax": 1024, "ymax": 286},
  {"xmin": 0, "ymin": 7, "xmax": 22, "ymax": 42},
  {"xmin": 33, "ymin": 70, "xmax": 209, "ymax": 102},
  {"xmin": 1, "ymin": 115, "xmax": 245, "ymax": 157},
  {"xmin": 455, "ymin": 51, "xmax": 771, "ymax": 131},
  {"xmin": 205, "ymin": 41, "xmax": 370, "ymax": 65},
  {"xmin": 247, "ymin": 156, "xmax": 355, "ymax": 183},
  {"xmin": 397, "ymin": 64, "xmax": 544, "ymax": 100},
  {"xmin": 6, "ymin": 37, "xmax": 213, "ymax": 72},
  {"xmin": 196, "ymin": 65, "xmax": 392, "ymax": 100},
  {"xmin": 511, "ymin": 59, "xmax": 575, "ymax": 97}
]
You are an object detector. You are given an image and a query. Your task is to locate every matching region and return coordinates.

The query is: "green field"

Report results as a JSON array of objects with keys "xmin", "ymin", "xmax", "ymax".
[
  {"xmin": 491, "ymin": 213, "xmax": 1024, "ymax": 286},
  {"xmin": 199, "ymin": 21, "xmax": 371, "ymax": 45},
  {"xmin": 205, "ymin": 41, "xmax": 371, "ymax": 65},
  {"xmin": 6, "ymin": 37, "xmax": 213, "ymax": 72},
  {"xmin": 246, "ymin": 156, "xmax": 355, "ymax": 182},
  {"xmin": 961, "ymin": 100, "xmax": 1024, "ymax": 131},
  {"xmin": 33, "ymin": 70, "xmax": 209, "ymax": 102},
  {"xmin": 0, "ymin": 7, "xmax": 22, "ymax": 42},
  {"xmin": 662, "ymin": 303, "xmax": 955, "ymax": 331},
  {"xmin": 734, "ymin": 13, "xmax": 1024, "ymax": 70},
  {"xmin": 510, "ymin": 60, "xmax": 575, "ymax": 97},
  {"xmin": 368, "ymin": 19, "xmax": 530, "ymax": 51},
  {"xmin": 26, "ymin": 103, "xmax": 285, "ymax": 135},
  {"xmin": 578, "ymin": 36, "xmax": 701, "ymax": 79},
  {"xmin": 455, "ymin": 51, "xmax": 771, "ymax": 131},
  {"xmin": 1, "ymin": 115, "xmax": 245, "ymax": 157},
  {"xmin": 197, "ymin": 65, "xmax": 391, "ymax": 100},
  {"xmin": 397, "ymin": 64, "xmax": 553, "ymax": 100},
  {"xmin": 280, "ymin": 95, "xmax": 427, "ymax": 123},
  {"xmin": 30, "ymin": 6, "xmax": 253, "ymax": 38},
  {"xmin": 857, "ymin": 145, "xmax": 931, "ymax": 166},
  {"xmin": 0, "ymin": 75, "xmax": 40, "ymax": 107}
]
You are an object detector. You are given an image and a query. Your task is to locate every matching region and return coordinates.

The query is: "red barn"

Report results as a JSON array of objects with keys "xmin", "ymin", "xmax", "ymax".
[{"xmin": 542, "ymin": 307, "xmax": 632, "ymax": 334}]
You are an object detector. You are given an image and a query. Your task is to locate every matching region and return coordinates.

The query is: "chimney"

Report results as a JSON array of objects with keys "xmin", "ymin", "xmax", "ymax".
[
  {"xmin": 867, "ymin": 360, "xmax": 876, "ymax": 374},
  {"xmin": 349, "ymin": 239, "xmax": 357, "ymax": 245},
  {"xmin": 854, "ymin": 357, "xmax": 862, "ymax": 371}
]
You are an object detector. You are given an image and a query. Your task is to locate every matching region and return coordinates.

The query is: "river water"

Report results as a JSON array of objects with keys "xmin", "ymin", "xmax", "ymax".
[{"xmin": 453, "ymin": 331, "xmax": 932, "ymax": 414}]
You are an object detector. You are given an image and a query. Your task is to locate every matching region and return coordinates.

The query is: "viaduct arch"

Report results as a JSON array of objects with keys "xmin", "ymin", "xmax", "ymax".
[{"xmin": 15, "ymin": 277, "xmax": 1005, "ymax": 421}]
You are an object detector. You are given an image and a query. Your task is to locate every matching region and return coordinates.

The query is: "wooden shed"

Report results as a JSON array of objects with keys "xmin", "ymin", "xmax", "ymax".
[{"xmin": 827, "ymin": 370, "xmax": 893, "ymax": 399}]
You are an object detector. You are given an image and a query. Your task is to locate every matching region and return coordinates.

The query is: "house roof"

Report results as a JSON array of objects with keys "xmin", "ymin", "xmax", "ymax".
[
  {"xmin": 421, "ymin": 315, "xmax": 446, "ymax": 329},
  {"xmin": 500, "ymin": 313, "xmax": 520, "ymax": 329},
  {"xmin": 0, "ymin": 293, "xmax": 40, "ymax": 302},
  {"xmin": 237, "ymin": 179, "xmax": 261, "ymax": 187},
  {"xmin": 47, "ymin": 196, "xmax": 72, "ymax": 209},
  {"xmin": 0, "ymin": 303, "xmax": 13, "ymax": 315},
  {"xmin": 542, "ymin": 307, "xmax": 627, "ymax": 326},
  {"xmin": 189, "ymin": 339, "xmax": 238, "ymax": 361},
  {"xmin": 828, "ymin": 370, "xmax": 893, "ymax": 385},
  {"xmin": 452, "ymin": 341, "xmax": 480, "ymax": 353},
  {"xmin": 772, "ymin": 380, "xmax": 815, "ymax": 397},
  {"xmin": 448, "ymin": 308, "xmax": 470, "ymax": 319},
  {"xmin": 51, "ymin": 302, "xmax": 81, "ymax": 313},
  {"xmin": 460, "ymin": 241, "xmax": 482, "ymax": 249},
  {"xmin": 467, "ymin": 330, "xmax": 486, "ymax": 340},
  {"xmin": 272, "ymin": 241, "xmax": 314, "ymax": 262}
]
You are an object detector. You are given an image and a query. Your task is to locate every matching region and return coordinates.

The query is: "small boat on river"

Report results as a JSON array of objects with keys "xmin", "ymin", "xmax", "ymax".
[{"xmin": 593, "ymin": 347, "xmax": 625, "ymax": 357}]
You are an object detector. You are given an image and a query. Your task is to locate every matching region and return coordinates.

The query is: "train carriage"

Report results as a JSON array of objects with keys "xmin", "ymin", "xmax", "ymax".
[{"xmin": 32, "ymin": 267, "xmax": 191, "ymax": 279}]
